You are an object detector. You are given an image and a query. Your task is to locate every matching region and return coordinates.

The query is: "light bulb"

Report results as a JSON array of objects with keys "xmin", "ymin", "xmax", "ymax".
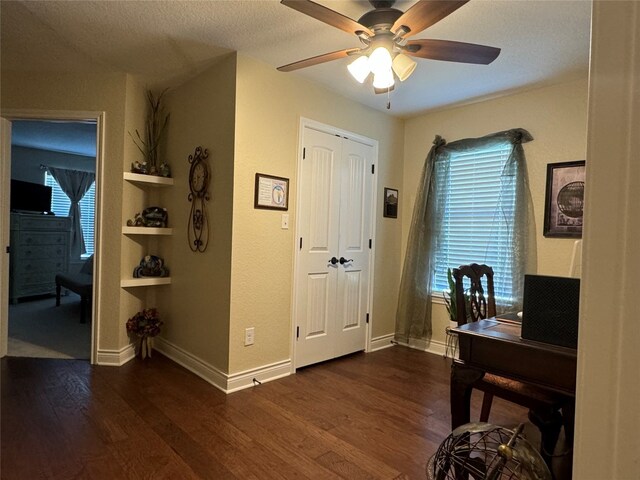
[
  {"xmin": 392, "ymin": 54, "xmax": 417, "ymax": 82},
  {"xmin": 368, "ymin": 47, "xmax": 392, "ymax": 76},
  {"xmin": 372, "ymin": 69, "xmax": 395, "ymax": 90},
  {"xmin": 347, "ymin": 56, "xmax": 371, "ymax": 83}
]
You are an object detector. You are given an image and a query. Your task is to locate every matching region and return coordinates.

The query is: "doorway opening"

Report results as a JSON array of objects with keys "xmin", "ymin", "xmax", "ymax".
[{"xmin": 1, "ymin": 112, "xmax": 103, "ymax": 362}]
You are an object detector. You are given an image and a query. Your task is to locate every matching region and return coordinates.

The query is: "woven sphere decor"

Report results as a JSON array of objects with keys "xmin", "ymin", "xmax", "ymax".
[{"xmin": 426, "ymin": 423, "xmax": 551, "ymax": 480}]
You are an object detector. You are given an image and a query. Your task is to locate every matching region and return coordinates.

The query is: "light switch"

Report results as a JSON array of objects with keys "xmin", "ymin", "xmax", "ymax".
[{"xmin": 281, "ymin": 213, "xmax": 289, "ymax": 229}]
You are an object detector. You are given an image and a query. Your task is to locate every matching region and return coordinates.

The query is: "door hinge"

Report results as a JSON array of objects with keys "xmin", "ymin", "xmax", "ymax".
[
  {"xmin": 369, "ymin": 239, "xmax": 372, "ymax": 249},
  {"xmin": 299, "ymin": 237, "xmax": 303, "ymax": 250},
  {"xmin": 371, "ymin": 164, "xmax": 375, "ymax": 174},
  {"xmin": 366, "ymin": 313, "xmax": 370, "ymax": 324},
  {"xmin": 296, "ymin": 326, "xmax": 300, "ymax": 339},
  {"xmin": 303, "ymin": 147, "xmax": 306, "ymax": 159},
  {"xmin": 5, "ymin": 246, "xmax": 9, "ymax": 254}
]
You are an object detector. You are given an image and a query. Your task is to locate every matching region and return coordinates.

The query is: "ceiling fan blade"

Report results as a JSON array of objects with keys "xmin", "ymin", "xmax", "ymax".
[
  {"xmin": 281, "ymin": 0, "xmax": 373, "ymax": 37},
  {"xmin": 277, "ymin": 48, "xmax": 359, "ymax": 72},
  {"xmin": 392, "ymin": 0, "xmax": 469, "ymax": 38},
  {"xmin": 406, "ymin": 39, "xmax": 500, "ymax": 65}
]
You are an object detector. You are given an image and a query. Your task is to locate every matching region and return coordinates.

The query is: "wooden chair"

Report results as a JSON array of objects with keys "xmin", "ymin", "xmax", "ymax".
[{"xmin": 452, "ymin": 263, "xmax": 568, "ymax": 466}]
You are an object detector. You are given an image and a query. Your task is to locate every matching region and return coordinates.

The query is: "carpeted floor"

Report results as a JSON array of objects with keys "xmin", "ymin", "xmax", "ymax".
[{"xmin": 8, "ymin": 293, "xmax": 91, "ymax": 359}]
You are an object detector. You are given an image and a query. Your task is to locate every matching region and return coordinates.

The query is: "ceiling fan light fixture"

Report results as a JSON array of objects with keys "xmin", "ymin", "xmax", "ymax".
[
  {"xmin": 368, "ymin": 46, "xmax": 393, "ymax": 75},
  {"xmin": 372, "ymin": 69, "xmax": 395, "ymax": 90},
  {"xmin": 392, "ymin": 53, "xmax": 417, "ymax": 81},
  {"xmin": 347, "ymin": 55, "xmax": 371, "ymax": 83}
]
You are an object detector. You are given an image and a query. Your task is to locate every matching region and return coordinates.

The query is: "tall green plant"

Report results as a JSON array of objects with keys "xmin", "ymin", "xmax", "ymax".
[
  {"xmin": 129, "ymin": 89, "xmax": 170, "ymax": 175},
  {"xmin": 443, "ymin": 268, "xmax": 457, "ymax": 322},
  {"xmin": 443, "ymin": 267, "xmax": 471, "ymax": 323}
]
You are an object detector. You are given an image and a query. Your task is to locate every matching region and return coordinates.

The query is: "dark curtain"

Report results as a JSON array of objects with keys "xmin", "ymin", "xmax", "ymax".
[{"xmin": 47, "ymin": 166, "xmax": 95, "ymax": 259}]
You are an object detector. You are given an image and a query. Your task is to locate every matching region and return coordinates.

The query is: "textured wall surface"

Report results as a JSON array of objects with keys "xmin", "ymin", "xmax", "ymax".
[
  {"xmin": 2, "ymin": 71, "xmax": 128, "ymax": 353},
  {"xmin": 230, "ymin": 55, "xmax": 404, "ymax": 374},
  {"xmin": 157, "ymin": 54, "xmax": 237, "ymax": 372}
]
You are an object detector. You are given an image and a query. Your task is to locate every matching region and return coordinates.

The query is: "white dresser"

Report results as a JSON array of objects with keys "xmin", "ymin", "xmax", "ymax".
[{"xmin": 10, "ymin": 213, "xmax": 71, "ymax": 303}]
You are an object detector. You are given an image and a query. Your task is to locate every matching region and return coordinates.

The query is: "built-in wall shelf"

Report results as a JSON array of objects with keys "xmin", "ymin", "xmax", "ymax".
[
  {"xmin": 123, "ymin": 172, "xmax": 174, "ymax": 187},
  {"xmin": 120, "ymin": 277, "xmax": 171, "ymax": 288},
  {"xmin": 122, "ymin": 226, "xmax": 173, "ymax": 236}
]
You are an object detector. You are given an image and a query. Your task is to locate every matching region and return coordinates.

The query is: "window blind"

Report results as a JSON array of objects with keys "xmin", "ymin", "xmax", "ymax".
[
  {"xmin": 45, "ymin": 172, "xmax": 95, "ymax": 257},
  {"xmin": 433, "ymin": 144, "xmax": 515, "ymax": 303}
]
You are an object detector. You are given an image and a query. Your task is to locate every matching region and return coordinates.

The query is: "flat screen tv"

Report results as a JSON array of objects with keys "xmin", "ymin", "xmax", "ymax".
[{"xmin": 10, "ymin": 179, "xmax": 52, "ymax": 214}]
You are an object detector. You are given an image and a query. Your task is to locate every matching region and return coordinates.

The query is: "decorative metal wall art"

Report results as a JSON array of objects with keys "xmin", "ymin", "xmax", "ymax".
[
  {"xmin": 126, "ymin": 206, "xmax": 169, "ymax": 228},
  {"xmin": 133, "ymin": 255, "xmax": 170, "ymax": 278},
  {"xmin": 187, "ymin": 146, "xmax": 210, "ymax": 252}
]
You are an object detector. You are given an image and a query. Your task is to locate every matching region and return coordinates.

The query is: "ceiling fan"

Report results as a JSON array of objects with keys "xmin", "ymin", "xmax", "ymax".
[{"xmin": 277, "ymin": 0, "xmax": 500, "ymax": 94}]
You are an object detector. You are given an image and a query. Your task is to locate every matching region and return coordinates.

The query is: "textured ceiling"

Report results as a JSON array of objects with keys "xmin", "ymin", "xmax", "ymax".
[{"xmin": 1, "ymin": 0, "xmax": 592, "ymax": 120}]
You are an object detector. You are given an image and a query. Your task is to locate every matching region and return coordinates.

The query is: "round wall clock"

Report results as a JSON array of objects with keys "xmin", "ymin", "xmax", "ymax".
[{"xmin": 187, "ymin": 146, "xmax": 210, "ymax": 252}]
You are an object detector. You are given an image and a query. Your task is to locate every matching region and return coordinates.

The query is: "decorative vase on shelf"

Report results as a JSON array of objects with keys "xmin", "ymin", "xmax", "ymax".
[
  {"xmin": 128, "ymin": 89, "xmax": 171, "ymax": 177},
  {"xmin": 133, "ymin": 255, "xmax": 169, "ymax": 278}
]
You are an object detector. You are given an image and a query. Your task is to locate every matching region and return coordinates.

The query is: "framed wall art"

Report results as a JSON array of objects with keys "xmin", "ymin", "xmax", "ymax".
[
  {"xmin": 254, "ymin": 173, "xmax": 289, "ymax": 211},
  {"xmin": 543, "ymin": 160, "xmax": 586, "ymax": 238},
  {"xmin": 383, "ymin": 187, "xmax": 398, "ymax": 218}
]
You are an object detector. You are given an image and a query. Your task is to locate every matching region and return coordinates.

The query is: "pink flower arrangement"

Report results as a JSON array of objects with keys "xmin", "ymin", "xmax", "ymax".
[{"xmin": 126, "ymin": 308, "xmax": 163, "ymax": 338}]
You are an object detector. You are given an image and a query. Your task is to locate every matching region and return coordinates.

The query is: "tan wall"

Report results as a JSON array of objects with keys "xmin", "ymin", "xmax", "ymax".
[
  {"xmin": 229, "ymin": 55, "xmax": 404, "ymax": 373},
  {"xmin": 403, "ymin": 79, "xmax": 589, "ymax": 344},
  {"xmin": 1, "ymin": 71, "xmax": 128, "ymax": 352},
  {"xmin": 157, "ymin": 54, "xmax": 237, "ymax": 372},
  {"xmin": 574, "ymin": 1, "xmax": 640, "ymax": 476}
]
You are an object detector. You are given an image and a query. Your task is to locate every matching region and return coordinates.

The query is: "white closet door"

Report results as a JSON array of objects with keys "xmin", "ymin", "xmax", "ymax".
[{"xmin": 295, "ymin": 127, "xmax": 374, "ymax": 368}]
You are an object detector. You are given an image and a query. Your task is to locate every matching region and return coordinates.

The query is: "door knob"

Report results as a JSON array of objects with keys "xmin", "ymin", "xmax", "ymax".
[
  {"xmin": 329, "ymin": 257, "xmax": 339, "ymax": 265},
  {"xmin": 339, "ymin": 257, "xmax": 353, "ymax": 265}
]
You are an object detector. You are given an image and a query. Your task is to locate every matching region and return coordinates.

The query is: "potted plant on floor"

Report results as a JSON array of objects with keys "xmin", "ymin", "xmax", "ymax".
[{"xmin": 126, "ymin": 308, "xmax": 163, "ymax": 359}]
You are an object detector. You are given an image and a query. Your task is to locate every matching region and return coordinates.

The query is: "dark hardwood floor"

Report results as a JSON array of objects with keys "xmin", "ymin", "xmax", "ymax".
[{"xmin": 1, "ymin": 346, "xmax": 530, "ymax": 479}]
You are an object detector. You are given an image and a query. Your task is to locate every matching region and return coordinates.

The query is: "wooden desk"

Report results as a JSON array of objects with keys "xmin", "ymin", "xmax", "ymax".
[
  {"xmin": 456, "ymin": 319, "xmax": 576, "ymax": 393},
  {"xmin": 450, "ymin": 318, "xmax": 577, "ymax": 428}
]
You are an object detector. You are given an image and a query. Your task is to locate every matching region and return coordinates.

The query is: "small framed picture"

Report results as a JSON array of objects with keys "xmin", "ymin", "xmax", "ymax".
[
  {"xmin": 254, "ymin": 173, "xmax": 289, "ymax": 210},
  {"xmin": 383, "ymin": 187, "xmax": 398, "ymax": 218},
  {"xmin": 543, "ymin": 161, "xmax": 586, "ymax": 238}
]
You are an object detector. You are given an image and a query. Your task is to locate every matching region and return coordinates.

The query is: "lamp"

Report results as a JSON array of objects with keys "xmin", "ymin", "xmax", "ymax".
[
  {"xmin": 347, "ymin": 44, "xmax": 416, "ymax": 92},
  {"xmin": 372, "ymin": 69, "xmax": 395, "ymax": 89},
  {"xmin": 347, "ymin": 56, "xmax": 370, "ymax": 83},
  {"xmin": 392, "ymin": 53, "xmax": 417, "ymax": 82},
  {"xmin": 368, "ymin": 46, "xmax": 393, "ymax": 75}
]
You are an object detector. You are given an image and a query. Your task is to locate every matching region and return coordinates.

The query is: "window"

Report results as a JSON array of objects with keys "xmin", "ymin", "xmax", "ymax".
[
  {"xmin": 45, "ymin": 172, "xmax": 95, "ymax": 257},
  {"xmin": 433, "ymin": 143, "xmax": 515, "ymax": 304}
]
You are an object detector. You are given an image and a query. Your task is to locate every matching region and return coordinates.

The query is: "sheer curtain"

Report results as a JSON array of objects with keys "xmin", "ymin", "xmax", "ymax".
[
  {"xmin": 46, "ymin": 166, "xmax": 95, "ymax": 259},
  {"xmin": 395, "ymin": 129, "xmax": 535, "ymax": 345}
]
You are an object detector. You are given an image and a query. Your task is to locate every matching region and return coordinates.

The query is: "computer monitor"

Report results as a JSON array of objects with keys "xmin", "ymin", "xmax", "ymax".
[{"xmin": 521, "ymin": 274, "xmax": 580, "ymax": 349}]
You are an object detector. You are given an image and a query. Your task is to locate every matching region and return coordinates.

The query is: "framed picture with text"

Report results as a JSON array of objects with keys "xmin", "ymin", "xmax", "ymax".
[
  {"xmin": 543, "ymin": 160, "xmax": 586, "ymax": 238},
  {"xmin": 254, "ymin": 173, "xmax": 289, "ymax": 211}
]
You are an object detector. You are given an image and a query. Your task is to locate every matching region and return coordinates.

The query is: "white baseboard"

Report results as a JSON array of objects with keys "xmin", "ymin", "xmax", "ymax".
[
  {"xmin": 154, "ymin": 337, "xmax": 292, "ymax": 394},
  {"xmin": 369, "ymin": 333, "xmax": 395, "ymax": 351},
  {"xmin": 392, "ymin": 337, "xmax": 450, "ymax": 357},
  {"xmin": 226, "ymin": 360, "xmax": 292, "ymax": 393},
  {"xmin": 96, "ymin": 344, "xmax": 135, "ymax": 366},
  {"xmin": 154, "ymin": 337, "xmax": 227, "ymax": 393}
]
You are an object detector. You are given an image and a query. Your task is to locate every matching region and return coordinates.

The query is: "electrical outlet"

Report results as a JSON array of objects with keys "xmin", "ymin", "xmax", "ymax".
[
  {"xmin": 245, "ymin": 327, "xmax": 255, "ymax": 346},
  {"xmin": 281, "ymin": 213, "xmax": 289, "ymax": 229}
]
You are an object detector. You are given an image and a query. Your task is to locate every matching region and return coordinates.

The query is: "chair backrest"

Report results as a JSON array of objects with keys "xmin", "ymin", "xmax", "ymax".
[{"xmin": 452, "ymin": 263, "xmax": 497, "ymax": 326}]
